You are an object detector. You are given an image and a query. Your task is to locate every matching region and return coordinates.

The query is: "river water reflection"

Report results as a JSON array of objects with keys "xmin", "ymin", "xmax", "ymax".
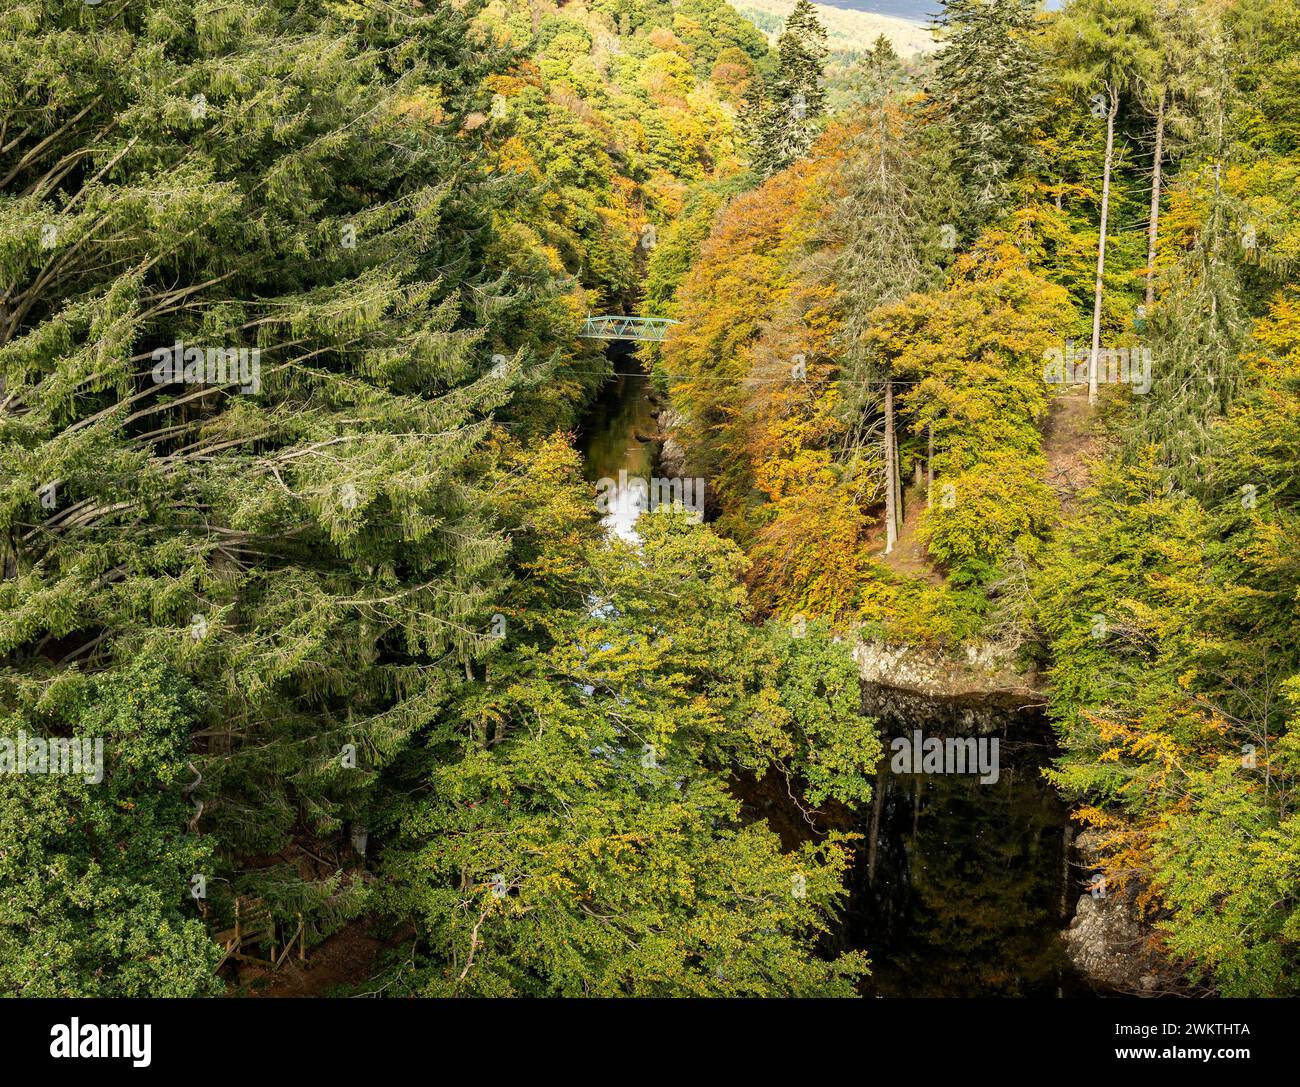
[{"xmin": 577, "ymin": 349, "xmax": 659, "ymax": 539}]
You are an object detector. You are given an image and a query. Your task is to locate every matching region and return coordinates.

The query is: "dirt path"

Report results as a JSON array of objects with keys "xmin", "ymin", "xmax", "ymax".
[
  {"xmin": 1042, "ymin": 387, "xmax": 1101, "ymax": 510},
  {"xmin": 867, "ymin": 483, "xmax": 944, "ymax": 583}
]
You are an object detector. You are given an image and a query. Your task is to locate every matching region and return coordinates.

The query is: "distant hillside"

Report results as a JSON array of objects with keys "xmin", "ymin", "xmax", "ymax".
[
  {"xmin": 729, "ymin": 0, "xmax": 939, "ymax": 57},
  {"xmin": 811, "ymin": 0, "xmax": 936, "ymax": 20}
]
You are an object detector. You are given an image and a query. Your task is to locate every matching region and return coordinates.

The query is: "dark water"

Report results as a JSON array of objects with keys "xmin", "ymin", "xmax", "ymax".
[
  {"xmin": 576, "ymin": 346, "xmax": 663, "ymax": 538},
  {"xmin": 742, "ymin": 694, "xmax": 1095, "ymax": 997},
  {"xmin": 837, "ymin": 705, "xmax": 1089, "ymax": 997},
  {"xmin": 579, "ymin": 348, "xmax": 660, "ymax": 483},
  {"xmin": 576, "ymin": 345, "xmax": 658, "ymax": 485}
]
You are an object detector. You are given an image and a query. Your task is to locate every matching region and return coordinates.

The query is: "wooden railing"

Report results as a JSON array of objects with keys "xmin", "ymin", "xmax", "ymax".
[{"xmin": 212, "ymin": 897, "xmax": 306, "ymax": 971}]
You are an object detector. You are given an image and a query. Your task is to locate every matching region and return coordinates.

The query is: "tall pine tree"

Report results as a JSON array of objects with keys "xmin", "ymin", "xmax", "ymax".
[
  {"xmin": 743, "ymin": 0, "xmax": 828, "ymax": 177},
  {"xmin": 932, "ymin": 0, "xmax": 1045, "ymax": 218},
  {"xmin": 832, "ymin": 39, "xmax": 946, "ymax": 553},
  {"xmin": 0, "ymin": 0, "xmax": 571, "ymax": 987}
]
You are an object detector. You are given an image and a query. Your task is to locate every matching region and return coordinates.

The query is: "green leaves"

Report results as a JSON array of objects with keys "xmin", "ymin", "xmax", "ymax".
[
  {"xmin": 0, "ymin": 658, "xmax": 221, "ymax": 996},
  {"xmin": 1053, "ymin": 0, "xmax": 1163, "ymax": 102},
  {"xmin": 378, "ymin": 510, "xmax": 871, "ymax": 996},
  {"xmin": 1036, "ymin": 292, "xmax": 1300, "ymax": 992},
  {"xmin": 767, "ymin": 618, "xmax": 881, "ymax": 808},
  {"xmin": 1152, "ymin": 762, "xmax": 1300, "ymax": 996},
  {"xmin": 0, "ymin": 0, "xmax": 578, "ymax": 991},
  {"xmin": 934, "ymin": 0, "xmax": 1046, "ymax": 216},
  {"xmin": 742, "ymin": 0, "xmax": 828, "ymax": 177}
]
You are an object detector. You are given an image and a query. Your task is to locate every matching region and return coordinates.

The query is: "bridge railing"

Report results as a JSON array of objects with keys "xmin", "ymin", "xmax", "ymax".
[{"xmin": 580, "ymin": 316, "xmax": 678, "ymax": 342}]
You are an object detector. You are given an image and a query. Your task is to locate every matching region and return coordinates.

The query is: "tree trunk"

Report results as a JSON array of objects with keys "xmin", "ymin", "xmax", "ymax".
[
  {"xmin": 894, "ymin": 430, "xmax": 904, "ymax": 527},
  {"xmin": 867, "ymin": 765, "xmax": 886, "ymax": 886},
  {"xmin": 1089, "ymin": 84, "xmax": 1117, "ymax": 406},
  {"xmin": 1060, "ymin": 823, "xmax": 1074, "ymax": 921},
  {"xmin": 1145, "ymin": 88, "xmax": 1166, "ymax": 309},
  {"xmin": 883, "ymin": 376, "xmax": 897, "ymax": 553},
  {"xmin": 926, "ymin": 422, "xmax": 934, "ymax": 509}
]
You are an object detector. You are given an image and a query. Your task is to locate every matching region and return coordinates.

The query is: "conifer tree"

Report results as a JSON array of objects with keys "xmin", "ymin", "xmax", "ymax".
[
  {"xmin": 932, "ymin": 0, "xmax": 1046, "ymax": 217},
  {"xmin": 1124, "ymin": 5, "xmax": 1249, "ymax": 486},
  {"xmin": 1122, "ymin": 197, "xmax": 1250, "ymax": 490},
  {"xmin": 776, "ymin": 0, "xmax": 829, "ymax": 121},
  {"xmin": 832, "ymin": 40, "xmax": 944, "ymax": 554},
  {"xmin": 1138, "ymin": 0, "xmax": 1229, "ymax": 309},
  {"xmin": 0, "ymin": 0, "xmax": 570, "ymax": 980},
  {"xmin": 744, "ymin": 0, "xmax": 828, "ymax": 177}
]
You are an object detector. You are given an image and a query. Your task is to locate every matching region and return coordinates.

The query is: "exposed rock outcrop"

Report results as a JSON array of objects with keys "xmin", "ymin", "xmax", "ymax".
[
  {"xmin": 1063, "ymin": 893, "xmax": 1163, "ymax": 993},
  {"xmin": 654, "ymin": 405, "xmax": 687, "ymax": 479},
  {"xmin": 852, "ymin": 637, "xmax": 1045, "ymax": 712},
  {"xmin": 1061, "ymin": 831, "xmax": 1190, "ymax": 995}
]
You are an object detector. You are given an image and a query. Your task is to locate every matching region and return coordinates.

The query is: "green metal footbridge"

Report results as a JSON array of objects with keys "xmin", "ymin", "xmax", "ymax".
[{"xmin": 580, "ymin": 315, "xmax": 678, "ymax": 343}]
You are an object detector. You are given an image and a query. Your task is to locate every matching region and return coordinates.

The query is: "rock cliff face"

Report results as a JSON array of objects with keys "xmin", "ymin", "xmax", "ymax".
[
  {"xmin": 854, "ymin": 637, "xmax": 1043, "ymax": 701},
  {"xmin": 1063, "ymin": 893, "xmax": 1164, "ymax": 993},
  {"xmin": 652, "ymin": 404, "xmax": 687, "ymax": 480},
  {"xmin": 854, "ymin": 638, "xmax": 1045, "ymax": 732},
  {"xmin": 653, "ymin": 403, "xmax": 723, "ymax": 522},
  {"xmin": 1061, "ymin": 832, "xmax": 1189, "ymax": 995}
]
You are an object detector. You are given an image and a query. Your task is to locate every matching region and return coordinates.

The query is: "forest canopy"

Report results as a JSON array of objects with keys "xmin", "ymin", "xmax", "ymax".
[{"xmin": 2, "ymin": 0, "xmax": 1298, "ymax": 1000}]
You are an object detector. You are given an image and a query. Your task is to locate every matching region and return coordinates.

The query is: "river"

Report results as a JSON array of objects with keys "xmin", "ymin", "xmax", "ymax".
[
  {"xmin": 575, "ymin": 358, "xmax": 1091, "ymax": 996},
  {"xmin": 835, "ymin": 699, "xmax": 1089, "ymax": 996},
  {"xmin": 576, "ymin": 344, "xmax": 661, "ymax": 538}
]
